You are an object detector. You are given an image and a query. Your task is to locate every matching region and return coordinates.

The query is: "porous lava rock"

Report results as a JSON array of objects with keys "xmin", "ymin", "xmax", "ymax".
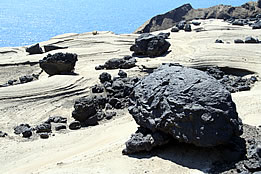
[
  {"xmin": 96, "ymin": 56, "xmax": 136, "ymax": 70},
  {"xmin": 43, "ymin": 45, "xmax": 68, "ymax": 52},
  {"xmin": 39, "ymin": 52, "xmax": 78, "ymax": 76},
  {"xmin": 14, "ymin": 124, "xmax": 32, "ymax": 134},
  {"xmin": 128, "ymin": 64, "xmax": 243, "ymax": 147},
  {"xmin": 201, "ymin": 66, "xmax": 258, "ymax": 93},
  {"xmin": 130, "ymin": 33, "xmax": 171, "ymax": 57},
  {"xmin": 26, "ymin": 43, "xmax": 44, "ymax": 55},
  {"xmin": 123, "ymin": 127, "xmax": 170, "ymax": 155},
  {"xmin": 72, "ymin": 95, "xmax": 107, "ymax": 125},
  {"xmin": 91, "ymin": 84, "xmax": 104, "ymax": 93}
]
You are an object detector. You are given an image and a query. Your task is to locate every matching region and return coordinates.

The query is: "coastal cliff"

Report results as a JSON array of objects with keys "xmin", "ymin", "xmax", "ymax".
[{"xmin": 135, "ymin": 1, "xmax": 261, "ymax": 33}]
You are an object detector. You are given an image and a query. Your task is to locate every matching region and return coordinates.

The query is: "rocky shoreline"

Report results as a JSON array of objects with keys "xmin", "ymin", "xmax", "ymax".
[{"xmin": 0, "ymin": 2, "xmax": 261, "ymax": 174}]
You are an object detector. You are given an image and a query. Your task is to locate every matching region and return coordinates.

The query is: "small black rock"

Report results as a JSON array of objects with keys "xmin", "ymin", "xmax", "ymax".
[
  {"xmin": 99, "ymin": 72, "xmax": 112, "ymax": 83},
  {"xmin": 55, "ymin": 124, "xmax": 67, "ymax": 131},
  {"xmin": 40, "ymin": 133, "xmax": 49, "ymax": 139},
  {"xmin": 22, "ymin": 130, "xmax": 32, "ymax": 138},
  {"xmin": 26, "ymin": 43, "xmax": 44, "ymax": 55},
  {"xmin": 69, "ymin": 121, "xmax": 81, "ymax": 130},
  {"xmin": 91, "ymin": 84, "xmax": 104, "ymax": 93},
  {"xmin": 234, "ymin": 39, "xmax": 244, "ymax": 44},
  {"xmin": 0, "ymin": 131, "xmax": 8, "ymax": 137},
  {"xmin": 118, "ymin": 70, "xmax": 127, "ymax": 78},
  {"xmin": 171, "ymin": 27, "xmax": 179, "ymax": 32},
  {"xmin": 105, "ymin": 111, "xmax": 117, "ymax": 120},
  {"xmin": 215, "ymin": 39, "xmax": 224, "ymax": 43}
]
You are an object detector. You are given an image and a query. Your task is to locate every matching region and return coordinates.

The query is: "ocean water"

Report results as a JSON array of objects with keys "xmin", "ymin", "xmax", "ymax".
[{"xmin": 0, "ymin": 0, "xmax": 251, "ymax": 47}]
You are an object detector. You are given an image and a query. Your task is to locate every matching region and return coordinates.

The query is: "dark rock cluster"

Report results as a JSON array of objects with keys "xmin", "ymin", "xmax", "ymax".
[
  {"xmin": 13, "ymin": 116, "xmax": 68, "ymax": 139},
  {"xmin": 130, "ymin": 33, "xmax": 171, "ymax": 57},
  {"xmin": 70, "ymin": 70, "xmax": 140, "ymax": 129},
  {"xmin": 201, "ymin": 66, "xmax": 258, "ymax": 93},
  {"xmin": 95, "ymin": 56, "xmax": 136, "ymax": 70},
  {"xmin": 210, "ymin": 124, "xmax": 261, "ymax": 174},
  {"xmin": 171, "ymin": 21, "xmax": 192, "ymax": 32},
  {"xmin": 124, "ymin": 64, "xmax": 243, "ymax": 154},
  {"xmin": 39, "ymin": 52, "xmax": 78, "ymax": 76},
  {"xmin": 0, "ymin": 73, "xmax": 41, "ymax": 88}
]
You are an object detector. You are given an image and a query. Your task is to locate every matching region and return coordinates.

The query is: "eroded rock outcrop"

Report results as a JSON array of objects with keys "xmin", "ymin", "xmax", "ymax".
[
  {"xmin": 125, "ymin": 64, "xmax": 243, "ymax": 154},
  {"xmin": 39, "ymin": 52, "xmax": 78, "ymax": 76},
  {"xmin": 130, "ymin": 33, "xmax": 170, "ymax": 57},
  {"xmin": 135, "ymin": 2, "xmax": 261, "ymax": 33}
]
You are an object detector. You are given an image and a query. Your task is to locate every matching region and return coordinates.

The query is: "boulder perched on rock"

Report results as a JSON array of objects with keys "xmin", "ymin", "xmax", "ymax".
[
  {"xmin": 96, "ymin": 56, "xmax": 136, "ymax": 70},
  {"xmin": 99, "ymin": 72, "xmax": 112, "ymax": 83},
  {"xmin": 130, "ymin": 33, "xmax": 171, "ymax": 57},
  {"xmin": 43, "ymin": 45, "xmax": 68, "ymax": 52},
  {"xmin": 39, "ymin": 52, "xmax": 78, "ymax": 76},
  {"xmin": 123, "ymin": 128, "xmax": 170, "ymax": 154},
  {"xmin": 26, "ymin": 43, "xmax": 44, "ymax": 55},
  {"xmin": 128, "ymin": 64, "xmax": 243, "ymax": 147}
]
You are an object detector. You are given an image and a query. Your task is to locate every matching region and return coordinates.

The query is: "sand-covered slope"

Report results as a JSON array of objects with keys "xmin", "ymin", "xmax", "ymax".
[{"xmin": 0, "ymin": 20, "xmax": 261, "ymax": 174}]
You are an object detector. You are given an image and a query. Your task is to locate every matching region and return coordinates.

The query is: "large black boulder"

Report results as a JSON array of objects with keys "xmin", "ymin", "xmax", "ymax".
[
  {"xmin": 39, "ymin": 52, "xmax": 78, "ymax": 76},
  {"xmin": 130, "ymin": 33, "xmax": 170, "ymax": 57},
  {"xmin": 26, "ymin": 43, "xmax": 44, "ymax": 55},
  {"xmin": 128, "ymin": 64, "xmax": 243, "ymax": 147},
  {"xmin": 258, "ymin": 0, "xmax": 261, "ymax": 8}
]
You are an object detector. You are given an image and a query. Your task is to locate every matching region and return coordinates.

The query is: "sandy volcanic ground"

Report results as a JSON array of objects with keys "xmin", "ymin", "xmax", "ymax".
[{"xmin": 0, "ymin": 19, "xmax": 261, "ymax": 174}]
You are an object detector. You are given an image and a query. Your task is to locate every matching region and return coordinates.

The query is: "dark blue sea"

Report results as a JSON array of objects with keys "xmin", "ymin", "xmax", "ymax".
[{"xmin": 0, "ymin": 0, "xmax": 250, "ymax": 47}]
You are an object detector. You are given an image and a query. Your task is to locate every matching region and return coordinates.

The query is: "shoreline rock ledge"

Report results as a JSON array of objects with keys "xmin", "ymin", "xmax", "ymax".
[{"xmin": 124, "ymin": 64, "xmax": 243, "ymax": 153}]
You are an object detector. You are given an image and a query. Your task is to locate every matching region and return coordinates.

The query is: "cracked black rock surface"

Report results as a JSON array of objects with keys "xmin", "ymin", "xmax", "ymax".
[
  {"xmin": 128, "ymin": 64, "xmax": 243, "ymax": 147},
  {"xmin": 130, "ymin": 33, "xmax": 170, "ymax": 57},
  {"xmin": 39, "ymin": 52, "xmax": 78, "ymax": 76}
]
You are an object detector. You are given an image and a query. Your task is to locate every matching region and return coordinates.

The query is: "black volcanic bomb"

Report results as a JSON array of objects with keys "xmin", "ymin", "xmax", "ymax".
[
  {"xmin": 39, "ymin": 52, "xmax": 78, "ymax": 76},
  {"xmin": 126, "ymin": 64, "xmax": 243, "ymax": 152}
]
